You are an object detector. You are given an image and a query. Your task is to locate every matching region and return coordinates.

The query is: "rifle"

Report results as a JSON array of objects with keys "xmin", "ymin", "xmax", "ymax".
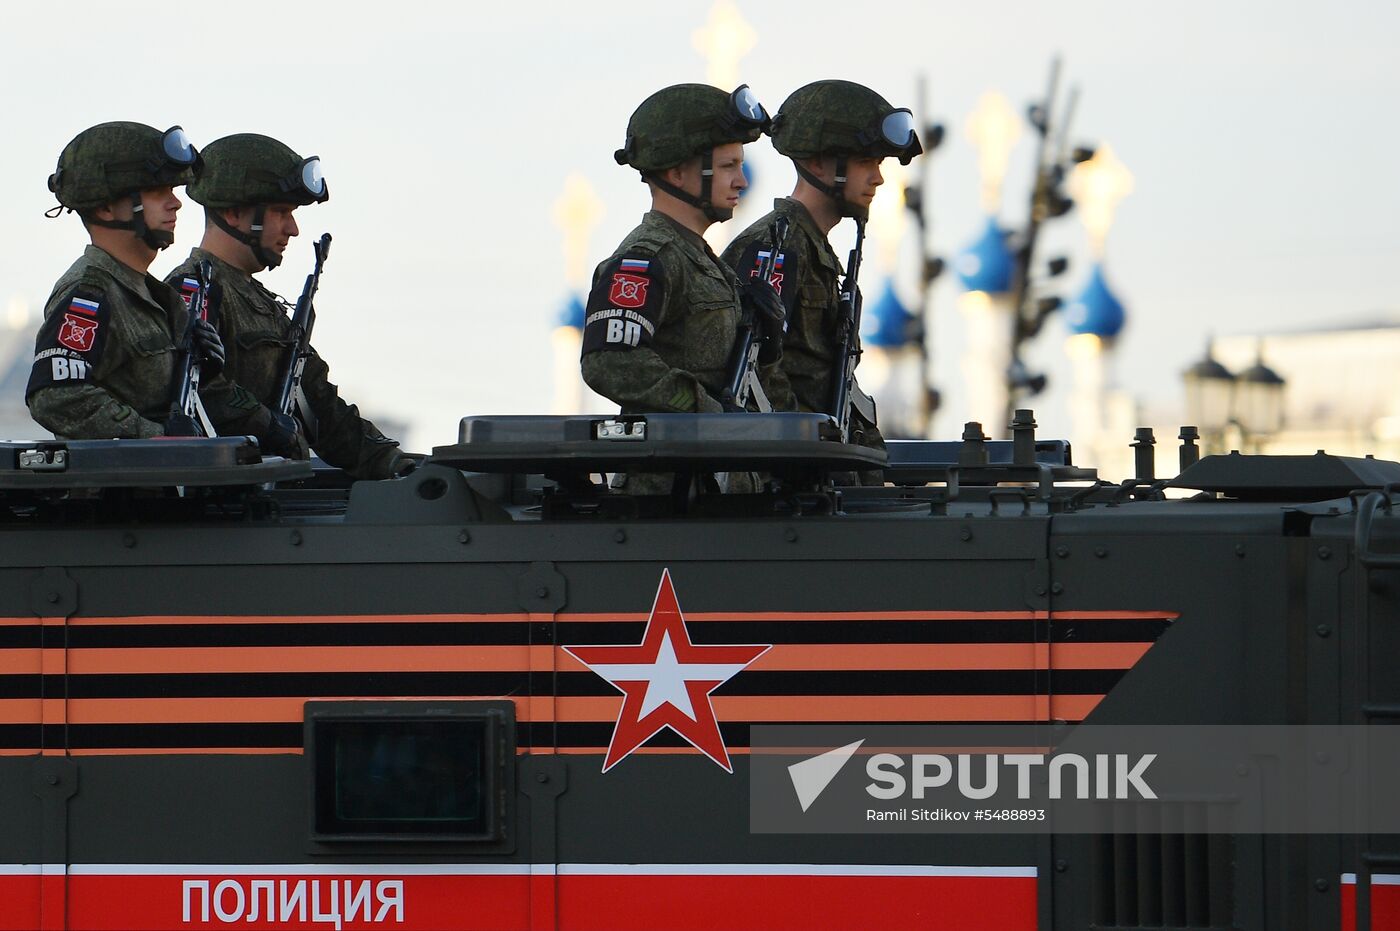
[
  {"xmin": 829, "ymin": 217, "xmax": 871, "ymax": 441},
  {"xmin": 720, "ymin": 217, "xmax": 790, "ymax": 412},
  {"xmin": 275, "ymin": 233, "xmax": 331, "ymax": 444},
  {"xmin": 164, "ymin": 259, "xmax": 216, "ymax": 437}
]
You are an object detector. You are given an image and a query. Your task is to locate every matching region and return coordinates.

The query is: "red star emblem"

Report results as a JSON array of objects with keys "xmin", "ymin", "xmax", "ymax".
[{"xmin": 564, "ymin": 569, "xmax": 770, "ymax": 773}]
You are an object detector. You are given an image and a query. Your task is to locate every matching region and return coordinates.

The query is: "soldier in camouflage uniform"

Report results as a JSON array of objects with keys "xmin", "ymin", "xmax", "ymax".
[
  {"xmin": 27, "ymin": 122, "xmax": 225, "ymax": 438},
  {"xmin": 581, "ymin": 84, "xmax": 785, "ymax": 419},
  {"xmin": 722, "ymin": 81, "xmax": 922, "ymax": 483},
  {"xmin": 167, "ymin": 134, "xmax": 409, "ymax": 480}
]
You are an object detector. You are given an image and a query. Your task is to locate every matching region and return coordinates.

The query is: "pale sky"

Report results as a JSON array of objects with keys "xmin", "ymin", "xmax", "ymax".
[{"xmin": 2, "ymin": 0, "xmax": 1397, "ymax": 450}]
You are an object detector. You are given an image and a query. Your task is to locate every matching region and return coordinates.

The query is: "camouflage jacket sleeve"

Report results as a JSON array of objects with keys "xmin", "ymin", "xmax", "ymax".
[
  {"xmin": 176, "ymin": 267, "xmax": 400, "ymax": 480},
  {"xmin": 25, "ymin": 284, "xmax": 164, "ymax": 438},
  {"xmin": 200, "ymin": 373, "xmax": 269, "ymax": 438},
  {"xmin": 200, "ymin": 346, "xmax": 400, "ymax": 481},
  {"xmin": 756, "ymin": 359, "xmax": 795, "ymax": 412},
  {"xmin": 579, "ymin": 254, "xmax": 725, "ymax": 414},
  {"xmin": 299, "ymin": 348, "xmax": 403, "ymax": 480}
]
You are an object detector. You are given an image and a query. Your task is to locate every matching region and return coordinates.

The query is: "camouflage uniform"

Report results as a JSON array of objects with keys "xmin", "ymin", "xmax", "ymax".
[
  {"xmin": 723, "ymin": 197, "xmax": 858, "ymax": 418},
  {"xmin": 583, "ymin": 83, "xmax": 778, "ymax": 494},
  {"xmin": 583, "ymin": 83, "xmax": 778, "ymax": 415},
  {"xmin": 27, "ymin": 121, "xmax": 213, "ymax": 439},
  {"xmin": 174, "ymin": 133, "xmax": 404, "ymax": 480},
  {"xmin": 724, "ymin": 81, "xmax": 925, "ymax": 482},
  {"xmin": 724, "ymin": 198, "xmax": 887, "ymax": 482},
  {"xmin": 167, "ymin": 248, "xmax": 402, "ymax": 479},
  {"xmin": 27, "ymin": 245, "xmax": 189, "ymax": 438},
  {"xmin": 582, "ymin": 211, "xmax": 766, "ymax": 414}
]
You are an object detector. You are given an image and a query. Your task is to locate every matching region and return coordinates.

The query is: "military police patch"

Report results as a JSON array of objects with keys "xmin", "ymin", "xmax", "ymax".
[
  {"xmin": 609, "ymin": 273, "xmax": 650, "ymax": 309},
  {"xmin": 178, "ymin": 277, "xmax": 202, "ymax": 311},
  {"xmin": 176, "ymin": 277, "xmax": 219, "ymax": 327},
  {"xmin": 57, "ymin": 297, "xmax": 101, "ymax": 352},
  {"xmin": 733, "ymin": 240, "xmax": 799, "ymax": 316},
  {"xmin": 750, "ymin": 250, "xmax": 785, "ymax": 295},
  {"xmin": 582, "ymin": 255, "xmax": 665, "ymax": 356},
  {"xmin": 27, "ymin": 285, "xmax": 110, "ymax": 396}
]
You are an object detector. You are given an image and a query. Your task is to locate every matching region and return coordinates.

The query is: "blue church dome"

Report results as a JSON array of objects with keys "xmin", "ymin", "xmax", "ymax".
[
  {"xmin": 556, "ymin": 291, "xmax": 586, "ymax": 329},
  {"xmin": 863, "ymin": 279, "xmax": 921, "ymax": 349},
  {"xmin": 1064, "ymin": 263, "xmax": 1126, "ymax": 338},
  {"xmin": 954, "ymin": 216, "xmax": 1015, "ymax": 293}
]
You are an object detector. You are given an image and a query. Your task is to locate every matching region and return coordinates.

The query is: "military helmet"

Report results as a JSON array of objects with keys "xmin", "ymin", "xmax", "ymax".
[
  {"xmin": 615, "ymin": 84, "xmax": 769, "ymax": 172},
  {"xmin": 48, "ymin": 122, "xmax": 201, "ymax": 212},
  {"xmin": 187, "ymin": 134, "xmax": 328, "ymax": 209},
  {"xmin": 771, "ymin": 80, "xmax": 923, "ymax": 165}
]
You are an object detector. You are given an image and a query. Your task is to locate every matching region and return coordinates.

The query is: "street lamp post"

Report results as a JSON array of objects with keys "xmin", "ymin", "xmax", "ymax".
[
  {"xmin": 1235, "ymin": 352, "xmax": 1287, "ymax": 447},
  {"xmin": 1003, "ymin": 59, "xmax": 1092, "ymax": 426},
  {"xmin": 1183, "ymin": 340, "xmax": 1286, "ymax": 454},
  {"xmin": 1183, "ymin": 340, "xmax": 1236, "ymax": 452}
]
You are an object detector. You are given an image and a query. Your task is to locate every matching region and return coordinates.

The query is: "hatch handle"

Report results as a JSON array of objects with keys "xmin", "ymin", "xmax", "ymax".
[
  {"xmin": 1354, "ymin": 486, "xmax": 1400, "ymax": 568},
  {"xmin": 987, "ymin": 487, "xmax": 1032, "ymax": 516}
]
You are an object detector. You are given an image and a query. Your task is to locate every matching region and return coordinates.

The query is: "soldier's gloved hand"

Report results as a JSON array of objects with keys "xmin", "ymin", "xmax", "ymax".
[
  {"xmin": 741, "ymin": 281, "xmax": 785, "ymax": 364},
  {"xmin": 389, "ymin": 453, "xmax": 422, "ymax": 478},
  {"xmin": 192, "ymin": 319, "xmax": 225, "ymax": 378},
  {"xmin": 262, "ymin": 412, "xmax": 310, "ymax": 459}
]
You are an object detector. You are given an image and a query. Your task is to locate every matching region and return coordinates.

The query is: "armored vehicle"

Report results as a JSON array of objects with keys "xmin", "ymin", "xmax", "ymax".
[{"xmin": 0, "ymin": 412, "xmax": 1396, "ymax": 930}]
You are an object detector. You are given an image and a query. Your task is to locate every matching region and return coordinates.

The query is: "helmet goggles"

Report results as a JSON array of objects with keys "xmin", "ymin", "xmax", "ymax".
[
  {"xmin": 160, "ymin": 126, "xmax": 198, "ymax": 167},
  {"xmin": 854, "ymin": 109, "xmax": 923, "ymax": 162},
  {"xmin": 715, "ymin": 84, "xmax": 771, "ymax": 138},
  {"xmin": 277, "ymin": 156, "xmax": 328, "ymax": 201}
]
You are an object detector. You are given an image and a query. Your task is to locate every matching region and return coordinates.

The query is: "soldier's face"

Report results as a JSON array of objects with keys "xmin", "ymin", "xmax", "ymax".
[
  {"xmin": 99, "ymin": 187, "xmax": 181, "ymax": 235},
  {"xmin": 707, "ymin": 143, "xmax": 748, "ymax": 211},
  {"xmin": 844, "ymin": 156, "xmax": 886, "ymax": 208},
  {"xmin": 667, "ymin": 144, "xmax": 748, "ymax": 211},
  {"xmin": 259, "ymin": 204, "xmax": 300, "ymax": 260},
  {"xmin": 222, "ymin": 204, "xmax": 300, "ymax": 261}
]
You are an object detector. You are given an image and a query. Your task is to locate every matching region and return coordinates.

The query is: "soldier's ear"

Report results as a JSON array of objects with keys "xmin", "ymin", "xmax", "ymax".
[
  {"xmin": 218, "ymin": 207, "xmax": 249, "ymax": 229},
  {"xmin": 661, "ymin": 163, "xmax": 687, "ymax": 188},
  {"xmin": 797, "ymin": 156, "xmax": 829, "ymax": 179}
]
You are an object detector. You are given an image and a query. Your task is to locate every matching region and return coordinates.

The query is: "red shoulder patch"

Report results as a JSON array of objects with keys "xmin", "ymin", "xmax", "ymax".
[
  {"xmin": 57, "ymin": 303, "xmax": 100, "ymax": 352},
  {"xmin": 609, "ymin": 273, "xmax": 650, "ymax": 309}
]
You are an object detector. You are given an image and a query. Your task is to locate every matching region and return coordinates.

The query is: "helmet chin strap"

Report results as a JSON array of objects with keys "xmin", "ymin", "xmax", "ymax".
[
  {"xmin": 646, "ymin": 150, "xmax": 735, "ymax": 223},
  {"xmin": 793, "ymin": 156, "xmax": 868, "ymax": 221},
  {"xmin": 88, "ymin": 192, "xmax": 175, "ymax": 251},
  {"xmin": 208, "ymin": 205, "xmax": 281, "ymax": 270}
]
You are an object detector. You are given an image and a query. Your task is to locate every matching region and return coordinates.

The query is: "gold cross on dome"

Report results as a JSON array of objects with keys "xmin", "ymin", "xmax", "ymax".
[
  {"xmin": 552, "ymin": 173, "xmax": 606, "ymax": 289},
  {"xmin": 692, "ymin": 0, "xmax": 756, "ymax": 90},
  {"xmin": 966, "ymin": 90, "xmax": 1022, "ymax": 214},
  {"xmin": 1069, "ymin": 143, "xmax": 1134, "ymax": 257}
]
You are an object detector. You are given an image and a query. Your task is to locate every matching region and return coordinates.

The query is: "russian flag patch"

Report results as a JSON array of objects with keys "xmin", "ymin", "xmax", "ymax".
[
  {"xmin": 67, "ymin": 296, "xmax": 100, "ymax": 317},
  {"xmin": 620, "ymin": 258, "xmax": 650, "ymax": 273}
]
